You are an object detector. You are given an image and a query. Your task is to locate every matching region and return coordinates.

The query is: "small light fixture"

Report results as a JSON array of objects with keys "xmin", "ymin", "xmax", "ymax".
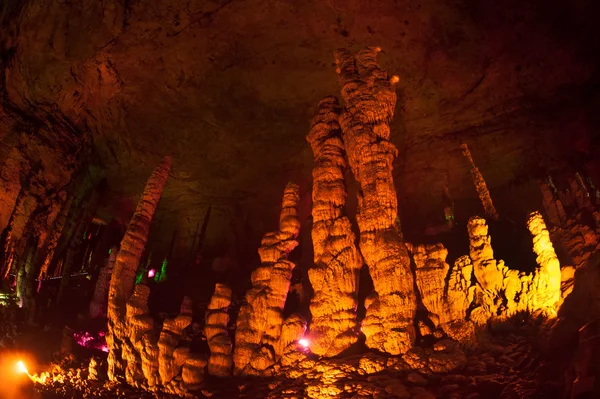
[
  {"xmin": 148, "ymin": 269, "xmax": 156, "ymax": 278},
  {"xmin": 16, "ymin": 360, "xmax": 28, "ymax": 375}
]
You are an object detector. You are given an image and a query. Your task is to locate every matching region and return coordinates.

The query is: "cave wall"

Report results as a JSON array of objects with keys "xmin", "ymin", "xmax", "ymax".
[{"xmin": 1, "ymin": 0, "xmax": 600, "ymax": 274}]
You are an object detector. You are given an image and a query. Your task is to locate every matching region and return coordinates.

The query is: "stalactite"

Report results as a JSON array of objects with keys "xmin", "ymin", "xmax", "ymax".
[
  {"xmin": 89, "ymin": 246, "xmax": 117, "ymax": 318},
  {"xmin": 526, "ymin": 211, "xmax": 561, "ymax": 314},
  {"xmin": 233, "ymin": 183, "xmax": 304, "ymax": 375},
  {"xmin": 37, "ymin": 191, "xmax": 75, "ymax": 281},
  {"xmin": 334, "ymin": 46, "xmax": 416, "ymax": 355},
  {"xmin": 306, "ymin": 96, "xmax": 363, "ymax": 357},
  {"xmin": 0, "ymin": 182, "xmax": 29, "ymax": 279},
  {"xmin": 56, "ymin": 183, "xmax": 104, "ymax": 306},
  {"xmin": 107, "ymin": 156, "xmax": 172, "ymax": 381},
  {"xmin": 460, "ymin": 143, "xmax": 498, "ymax": 221},
  {"xmin": 539, "ymin": 180, "xmax": 567, "ymax": 226},
  {"xmin": 205, "ymin": 283, "xmax": 233, "ymax": 376}
]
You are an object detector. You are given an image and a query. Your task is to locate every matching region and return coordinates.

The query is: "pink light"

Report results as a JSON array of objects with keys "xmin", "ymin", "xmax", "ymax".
[
  {"xmin": 73, "ymin": 330, "xmax": 109, "ymax": 353},
  {"xmin": 148, "ymin": 269, "xmax": 156, "ymax": 278},
  {"xmin": 298, "ymin": 338, "xmax": 310, "ymax": 348}
]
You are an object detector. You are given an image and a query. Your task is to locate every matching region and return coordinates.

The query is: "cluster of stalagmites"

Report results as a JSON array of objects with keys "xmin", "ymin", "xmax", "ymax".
[{"xmin": 97, "ymin": 47, "xmax": 600, "ymax": 397}]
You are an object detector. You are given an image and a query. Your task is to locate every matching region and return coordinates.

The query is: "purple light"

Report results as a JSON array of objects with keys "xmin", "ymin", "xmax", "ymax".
[
  {"xmin": 73, "ymin": 330, "xmax": 109, "ymax": 353},
  {"xmin": 298, "ymin": 338, "xmax": 310, "ymax": 349},
  {"xmin": 148, "ymin": 269, "xmax": 156, "ymax": 278}
]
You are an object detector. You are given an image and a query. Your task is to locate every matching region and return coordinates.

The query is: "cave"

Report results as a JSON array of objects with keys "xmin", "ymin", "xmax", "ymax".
[{"xmin": 1, "ymin": 0, "xmax": 600, "ymax": 398}]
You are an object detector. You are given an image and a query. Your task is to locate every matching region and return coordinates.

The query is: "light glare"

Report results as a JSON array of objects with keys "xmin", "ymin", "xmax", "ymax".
[{"xmin": 16, "ymin": 360, "xmax": 28, "ymax": 374}]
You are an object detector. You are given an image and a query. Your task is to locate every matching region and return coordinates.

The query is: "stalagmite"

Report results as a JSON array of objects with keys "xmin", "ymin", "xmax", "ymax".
[
  {"xmin": 467, "ymin": 216, "xmax": 513, "ymax": 325},
  {"xmin": 205, "ymin": 283, "xmax": 233, "ymax": 376},
  {"xmin": 445, "ymin": 256, "xmax": 476, "ymax": 342},
  {"xmin": 526, "ymin": 211, "xmax": 561, "ymax": 314},
  {"xmin": 307, "ymin": 96, "xmax": 363, "ymax": 357},
  {"xmin": 89, "ymin": 246, "xmax": 117, "ymax": 318},
  {"xmin": 123, "ymin": 284, "xmax": 154, "ymax": 386},
  {"xmin": 460, "ymin": 143, "xmax": 498, "ymax": 220},
  {"xmin": 233, "ymin": 183, "xmax": 304, "ymax": 375},
  {"xmin": 158, "ymin": 297, "xmax": 193, "ymax": 390},
  {"xmin": 408, "ymin": 243, "xmax": 475, "ymax": 343},
  {"xmin": 334, "ymin": 46, "xmax": 416, "ymax": 355},
  {"xmin": 107, "ymin": 156, "xmax": 172, "ymax": 380},
  {"xmin": 466, "ymin": 214, "xmax": 562, "ymax": 324}
]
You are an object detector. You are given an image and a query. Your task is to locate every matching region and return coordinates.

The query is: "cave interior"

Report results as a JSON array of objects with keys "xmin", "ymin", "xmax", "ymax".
[{"xmin": 1, "ymin": 0, "xmax": 600, "ymax": 398}]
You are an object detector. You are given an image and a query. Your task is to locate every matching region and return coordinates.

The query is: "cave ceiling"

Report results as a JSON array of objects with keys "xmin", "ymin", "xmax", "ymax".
[{"xmin": 1, "ymin": 0, "xmax": 600, "ymax": 256}]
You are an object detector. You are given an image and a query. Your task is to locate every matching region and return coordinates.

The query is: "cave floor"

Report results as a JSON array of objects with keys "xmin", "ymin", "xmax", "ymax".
[{"xmin": 28, "ymin": 318, "xmax": 569, "ymax": 399}]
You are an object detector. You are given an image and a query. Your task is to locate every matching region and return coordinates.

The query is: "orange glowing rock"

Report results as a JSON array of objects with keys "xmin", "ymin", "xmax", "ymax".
[
  {"xmin": 525, "ymin": 211, "xmax": 561, "ymax": 314},
  {"xmin": 334, "ymin": 47, "xmax": 416, "ymax": 355},
  {"xmin": 307, "ymin": 96, "xmax": 363, "ymax": 357},
  {"xmin": 407, "ymin": 243, "xmax": 475, "ymax": 343},
  {"xmin": 106, "ymin": 156, "xmax": 171, "ymax": 380},
  {"xmin": 233, "ymin": 183, "xmax": 306, "ymax": 375},
  {"xmin": 460, "ymin": 143, "xmax": 498, "ymax": 221},
  {"xmin": 467, "ymin": 213, "xmax": 562, "ymax": 324},
  {"xmin": 205, "ymin": 283, "xmax": 233, "ymax": 376}
]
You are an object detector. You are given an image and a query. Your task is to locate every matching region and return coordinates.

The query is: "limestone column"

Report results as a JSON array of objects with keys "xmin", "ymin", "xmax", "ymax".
[
  {"xmin": 307, "ymin": 96, "xmax": 363, "ymax": 357},
  {"xmin": 334, "ymin": 46, "xmax": 416, "ymax": 355},
  {"xmin": 526, "ymin": 211, "xmax": 561, "ymax": 314}
]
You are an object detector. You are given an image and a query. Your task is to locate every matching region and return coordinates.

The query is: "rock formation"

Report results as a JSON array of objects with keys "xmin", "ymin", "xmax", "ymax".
[
  {"xmin": 205, "ymin": 283, "xmax": 233, "ymax": 376},
  {"xmin": 334, "ymin": 46, "xmax": 416, "ymax": 355},
  {"xmin": 525, "ymin": 211, "xmax": 561, "ymax": 314},
  {"xmin": 89, "ymin": 246, "xmax": 117, "ymax": 318},
  {"xmin": 460, "ymin": 143, "xmax": 499, "ymax": 221},
  {"xmin": 539, "ymin": 180, "xmax": 567, "ymax": 226},
  {"xmin": 407, "ymin": 244, "xmax": 475, "ymax": 343},
  {"xmin": 233, "ymin": 182, "xmax": 306, "ymax": 375},
  {"xmin": 306, "ymin": 96, "xmax": 363, "ymax": 357},
  {"xmin": 107, "ymin": 156, "xmax": 172, "ymax": 380},
  {"xmin": 467, "ymin": 213, "xmax": 562, "ymax": 325}
]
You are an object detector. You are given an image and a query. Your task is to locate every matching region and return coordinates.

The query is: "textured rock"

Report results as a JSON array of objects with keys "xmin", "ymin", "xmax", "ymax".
[
  {"xmin": 158, "ymin": 297, "xmax": 193, "ymax": 387},
  {"xmin": 205, "ymin": 283, "xmax": 233, "ymax": 376},
  {"xmin": 335, "ymin": 46, "xmax": 416, "ymax": 355},
  {"xmin": 233, "ymin": 183, "xmax": 305, "ymax": 375},
  {"xmin": 539, "ymin": 180, "xmax": 567, "ymax": 226},
  {"xmin": 307, "ymin": 96, "xmax": 363, "ymax": 357},
  {"xmin": 107, "ymin": 156, "xmax": 172, "ymax": 380},
  {"xmin": 460, "ymin": 143, "xmax": 498, "ymax": 220},
  {"xmin": 467, "ymin": 216, "xmax": 506, "ymax": 324},
  {"xmin": 525, "ymin": 211, "xmax": 561, "ymax": 314},
  {"xmin": 408, "ymin": 244, "xmax": 475, "ymax": 343},
  {"xmin": 467, "ymin": 213, "xmax": 563, "ymax": 324},
  {"xmin": 89, "ymin": 246, "xmax": 117, "ymax": 318}
]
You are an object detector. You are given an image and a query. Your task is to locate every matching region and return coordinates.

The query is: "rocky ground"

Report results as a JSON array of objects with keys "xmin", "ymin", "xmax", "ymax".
[{"xmin": 28, "ymin": 315, "xmax": 566, "ymax": 399}]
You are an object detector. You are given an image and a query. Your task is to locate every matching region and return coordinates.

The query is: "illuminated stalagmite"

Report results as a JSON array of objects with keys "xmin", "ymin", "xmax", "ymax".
[
  {"xmin": 526, "ymin": 211, "xmax": 561, "ymax": 313},
  {"xmin": 89, "ymin": 246, "xmax": 117, "ymax": 318},
  {"xmin": 307, "ymin": 96, "xmax": 363, "ymax": 357},
  {"xmin": 334, "ymin": 47, "xmax": 416, "ymax": 355},
  {"xmin": 205, "ymin": 283, "xmax": 233, "ymax": 376},
  {"xmin": 107, "ymin": 156, "xmax": 172, "ymax": 379},
  {"xmin": 460, "ymin": 143, "xmax": 498, "ymax": 220},
  {"xmin": 407, "ymin": 244, "xmax": 474, "ymax": 343},
  {"xmin": 467, "ymin": 214, "xmax": 562, "ymax": 324},
  {"xmin": 233, "ymin": 183, "xmax": 306, "ymax": 375}
]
